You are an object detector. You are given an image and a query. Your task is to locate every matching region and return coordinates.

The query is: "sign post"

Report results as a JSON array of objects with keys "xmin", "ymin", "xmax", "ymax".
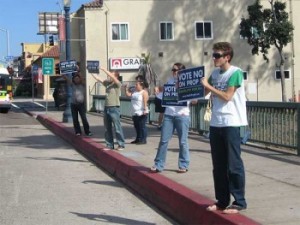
[{"xmin": 42, "ymin": 58, "xmax": 55, "ymax": 113}]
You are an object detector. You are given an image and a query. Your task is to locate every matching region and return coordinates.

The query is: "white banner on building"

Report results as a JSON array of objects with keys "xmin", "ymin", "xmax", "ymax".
[{"xmin": 109, "ymin": 57, "xmax": 141, "ymax": 70}]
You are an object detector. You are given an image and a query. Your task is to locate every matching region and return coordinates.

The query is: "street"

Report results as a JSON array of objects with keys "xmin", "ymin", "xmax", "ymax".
[{"xmin": 0, "ymin": 105, "xmax": 176, "ymax": 225}]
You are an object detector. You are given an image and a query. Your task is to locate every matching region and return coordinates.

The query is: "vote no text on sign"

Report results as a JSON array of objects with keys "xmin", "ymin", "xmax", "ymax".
[
  {"xmin": 87, "ymin": 60, "xmax": 100, "ymax": 73},
  {"xmin": 59, "ymin": 60, "xmax": 77, "ymax": 74},
  {"xmin": 162, "ymin": 84, "xmax": 187, "ymax": 107},
  {"xmin": 177, "ymin": 66, "xmax": 205, "ymax": 102}
]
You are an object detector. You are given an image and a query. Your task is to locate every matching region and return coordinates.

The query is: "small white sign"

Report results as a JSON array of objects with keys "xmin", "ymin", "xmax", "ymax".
[{"xmin": 109, "ymin": 57, "xmax": 141, "ymax": 70}]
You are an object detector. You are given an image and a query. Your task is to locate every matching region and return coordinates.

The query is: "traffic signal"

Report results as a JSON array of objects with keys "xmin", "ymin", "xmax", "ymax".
[
  {"xmin": 49, "ymin": 35, "xmax": 54, "ymax": 46},
  {"xmin": 55, "ymin": 63, "xmax": 60, "ymax": 74}
]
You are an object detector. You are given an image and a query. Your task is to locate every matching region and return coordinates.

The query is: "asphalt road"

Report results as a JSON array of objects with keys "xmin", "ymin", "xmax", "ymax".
[{"xmin": 0, "ymin": 106, "xmax": 177, "ymax": 225}]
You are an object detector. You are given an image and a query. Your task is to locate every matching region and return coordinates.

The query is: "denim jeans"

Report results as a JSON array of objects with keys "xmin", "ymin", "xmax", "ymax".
[
  {"xmin": 209, "ymin": 126, "xmax": 247, "ymax": 209},
  {"xmin": 132, "ymin": 115, "xmax": 147, "ymax": 142},
  {"xmin": 104, "ymin": 106, "xmax": 125, "ymax": 149},
  {"xmin": 71, "ymin": 103, "xmax": 90, "ymax": 135},
  {"xmin": 154, "ymin": 114, "xmax": 190, "ymax": 171}
]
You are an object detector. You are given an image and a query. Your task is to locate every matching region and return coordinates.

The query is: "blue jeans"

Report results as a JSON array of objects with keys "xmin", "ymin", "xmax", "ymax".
[
  {"xmin": 104, "ymin": 107, "xmax": 125, "ymax": 149},
  {"xmin": 154, "ymin": 114, "xmax": 190, "ymax": 171},
  {"xmin": 132, "ymin": 115, "xmax": 147, "ymax": 142},
  {"xmin": 209, "ymin": 126, "xmax": 247, "ymax": 209},
  {"xmin": 71, "ymin": 103, "xmax": 90, "ymax": 135}
]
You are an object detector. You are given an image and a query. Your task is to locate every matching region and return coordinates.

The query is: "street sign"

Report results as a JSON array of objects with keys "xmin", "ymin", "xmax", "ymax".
[
  {"xmin": 5, "ymin": 56, "xmax": 14, "ymax": 61},
  {"xmin": 42, "ymin": 58, "xmax": 54, "ymax": 75},
  {"xmin": 87, "ymin": 60, "xmax": 100, "ymax": 73},
  {"xmin": 32, "ymin": 64, "xmax": 38, "ymax": 72},
  {"xmin": 59, "ymin": 60, "xmax": 77, "ymax": 74}
]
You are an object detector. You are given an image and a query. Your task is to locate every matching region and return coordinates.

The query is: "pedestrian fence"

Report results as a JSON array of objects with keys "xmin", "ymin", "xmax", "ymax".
[{"xmin": 92, "ymin": 95, "xmax": 300, "ymax": 156}]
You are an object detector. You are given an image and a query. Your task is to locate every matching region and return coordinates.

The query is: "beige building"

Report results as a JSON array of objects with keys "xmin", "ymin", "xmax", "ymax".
[
  {"xmin": 20, "ymin": 43, "xmax": 60, "ymax": 99},
  {"xmin": 21, "ymin": 0, "xmax": 299, "ymax": 106},
  {"xmin": 67, "ymin": 0, "xmax": 299, "ymax": 108}
]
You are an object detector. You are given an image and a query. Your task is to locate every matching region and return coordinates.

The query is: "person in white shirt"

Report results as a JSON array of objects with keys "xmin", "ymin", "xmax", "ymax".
[
  {"xmin": 125, "ymin": 75, "xmax": 149, "ymax": 144},
  {"xmin": 150, "ymin": 62, "xmax": 191, "ymax": 173},
  {"xmin": 201, "ymin": 42, "xmax": 248, "ymax": 214},
  {"xmin": 65, "ymin": 71, "xmax": 92, "ymax": 137}
]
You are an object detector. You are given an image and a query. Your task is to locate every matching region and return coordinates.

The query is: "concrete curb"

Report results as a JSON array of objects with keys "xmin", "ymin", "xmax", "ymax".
[{"xmin": 36, "ymin": 114, "xmax": 261, "ymax": 225}]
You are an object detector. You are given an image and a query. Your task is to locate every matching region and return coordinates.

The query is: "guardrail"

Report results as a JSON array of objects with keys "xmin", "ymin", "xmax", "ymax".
[{"xmin": 92, "ymin": 95, "xmax": 300, "ymax": 156}]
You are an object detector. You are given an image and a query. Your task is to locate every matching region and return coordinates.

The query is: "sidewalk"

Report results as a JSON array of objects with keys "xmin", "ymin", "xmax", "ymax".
[{"xmin": 20, "ymin": 100, "xmax": 300, "ymax": 225}]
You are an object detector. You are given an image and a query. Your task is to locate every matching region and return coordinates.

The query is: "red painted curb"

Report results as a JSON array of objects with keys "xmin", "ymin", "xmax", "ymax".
[{"xmin": 37, "ymin": 114, "xmax": 261, "ymax": 225}]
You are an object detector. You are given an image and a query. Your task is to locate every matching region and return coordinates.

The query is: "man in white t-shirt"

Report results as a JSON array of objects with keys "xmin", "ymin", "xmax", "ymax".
[{"xmin": 201, "ymin": 42, "xmax": 248, "ymax": 214}]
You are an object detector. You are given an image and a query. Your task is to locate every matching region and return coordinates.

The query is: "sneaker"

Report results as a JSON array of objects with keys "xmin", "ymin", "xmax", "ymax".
[
  {"xmin": 76, "ymin": 133, "xmax": 81, "ymax": 136},
  {"xmin": 223, "ymin": 204, "xmax": 246, "ymax": 214},
  {"xmin": 157, "ymin": 125, "xmax": 162, "ymax": 130},
  {"xmin": 136, "ymin": 141, "xmax": 147, "ymax": 145},
  {"xmin": 86, "ymin": 132, "xmax": 93, "ymax": 136},
  {"xmin": 116, "ymin": 146, "xmax": 125, "ymax": 151}
]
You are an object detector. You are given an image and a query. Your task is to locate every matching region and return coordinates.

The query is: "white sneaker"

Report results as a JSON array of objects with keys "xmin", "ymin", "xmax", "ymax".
[{"xmin": 116, "ymin": 146, "xmax": 125, "ymax": 151}]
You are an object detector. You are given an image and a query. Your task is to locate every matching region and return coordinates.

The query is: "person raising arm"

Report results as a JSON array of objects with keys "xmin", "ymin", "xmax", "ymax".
[{"xmin": 91, "ymin": 66, "xmax": 125, "ymax": 151}]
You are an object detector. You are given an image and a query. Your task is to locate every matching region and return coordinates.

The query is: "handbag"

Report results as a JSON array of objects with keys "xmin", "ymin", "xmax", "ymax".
[{"xmin": 204, "ymin": 97, "xmax": 212, "ymax": 122}]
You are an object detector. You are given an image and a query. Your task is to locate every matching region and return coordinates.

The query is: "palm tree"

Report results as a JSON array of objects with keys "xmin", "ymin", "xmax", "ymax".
[{"xmin": 138, "ymin": 52, "xmax": 157, "ymax": 96}]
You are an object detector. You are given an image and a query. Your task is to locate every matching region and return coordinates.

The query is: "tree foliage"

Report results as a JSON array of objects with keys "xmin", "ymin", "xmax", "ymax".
[{"xmin": 240, "ymin": 0, "xmax": 294, "ymax": 101}]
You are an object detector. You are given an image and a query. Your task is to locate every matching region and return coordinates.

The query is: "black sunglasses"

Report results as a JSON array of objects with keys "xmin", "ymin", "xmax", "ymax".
[
  {"xmin": 212, "ymin": 52, "xmax": 225, "ymax": 59},
  {"xmin": 171, "ymin": 68, "xmax": 179, "ymax": 72}
]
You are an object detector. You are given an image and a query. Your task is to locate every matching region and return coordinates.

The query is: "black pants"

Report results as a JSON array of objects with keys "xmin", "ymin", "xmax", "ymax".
[
  {"xmin": 71, "ymin": 103, "xmax": 90, "ymax": 135},
  {"xmin": 132, "ymin": 114, "xmax": 147, "ymax": 142}
]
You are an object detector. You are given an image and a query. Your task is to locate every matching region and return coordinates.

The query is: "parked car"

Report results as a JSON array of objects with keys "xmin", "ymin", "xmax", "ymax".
[{"xmin": 0, "ymin": 68, "xmax": 12, "ymax": 113}]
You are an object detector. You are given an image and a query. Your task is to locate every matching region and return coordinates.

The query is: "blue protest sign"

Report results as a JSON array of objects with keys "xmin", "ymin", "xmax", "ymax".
[
  {"xmin": 162, "ymin": 84, "xmax": 187, "ymax": 107},
  {"xmin": 87, "ymin": 60, "xmax": 100, "ymax": 73},
  {"xmin": 177, "ymin": 66, "xmax": 205, "ymax": 102},
  {"xmin": 59, "ymin": 60, "xmax": 77, "ymax": 74}
]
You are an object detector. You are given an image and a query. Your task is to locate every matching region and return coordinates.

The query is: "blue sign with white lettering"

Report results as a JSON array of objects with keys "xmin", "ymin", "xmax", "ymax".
[
  {"xmin": 177, "ymin": 66, "xmax": 205, "ymax": 102},
  {"xmin": 162, "ymin": 84, "xmax": 187, "ymax": 107},
  {"xmin": 5, "ymin": 56, "xmax": 14, "ymax": 61},
  {"xmin": 59, "ymin": 60, "xmax": 77, "ymax": 74},
  {"xmin": 87, "ymin": 60, "xmax": 100, "ymax": 73}
]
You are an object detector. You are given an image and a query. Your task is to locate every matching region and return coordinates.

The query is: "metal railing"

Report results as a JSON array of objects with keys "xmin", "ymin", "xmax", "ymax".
[{"xmin": 91, "ymin": 95, "xmax": 300, "ymax": 155}]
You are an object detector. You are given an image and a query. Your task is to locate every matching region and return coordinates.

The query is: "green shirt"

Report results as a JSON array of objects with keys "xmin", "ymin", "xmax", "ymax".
[{"xmin": 103, "ymin": 80, "xmax": 121, "ymax": 107}]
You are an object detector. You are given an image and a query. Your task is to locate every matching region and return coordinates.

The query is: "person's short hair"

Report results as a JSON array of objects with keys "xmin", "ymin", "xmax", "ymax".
[
  {"xmin": 135, "ymin": 75, "xmax": 149, "ymax": 88},
  {"xmin": 213, "ymin": 42, "xmax": 234, "ymax": 62},
  {"xmin": 72, "ymin": 73, "xmax": 81, "ymax": 83},
  {"xmin": 173, "ymin": 62, "xmax": 186, "ymax": 71}
]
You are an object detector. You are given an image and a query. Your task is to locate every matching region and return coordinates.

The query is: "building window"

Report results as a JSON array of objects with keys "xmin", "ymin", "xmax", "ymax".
[
  {"xmin": 111, "ymin": 23, "xmax": 129, "ymax": 41},
  {"xmin": 243, "ymin": 71, "xmax": 248, "ymax": 80},
  {"xmin": 195, "ymin": 21, "xmax": 213, "ymax": 40},
  {"xmin": 160, "ymin": 22, "xmax": 174, "ymax": 40},
  {"xmin": 275, "ymin": 70, "xmax": 290, "ymax": 80}
]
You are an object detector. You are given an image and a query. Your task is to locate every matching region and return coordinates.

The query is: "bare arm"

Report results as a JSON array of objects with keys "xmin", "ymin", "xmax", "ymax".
[
  {"xmin": 124, "ymin": 84, "xmax": 132, "ymax": 97},
  {"xmin": 201, "ymin": 77, "xmax": 237, "ymax": 102},
  {"xmin": 100, "ymin": 67, "xmax": 121, "ymax": 85},
  {"xmin": 154, "ymin": 86, "xmax": 163, "ymax": 95},
  {"xmin": 142, "ymin": 90, "xmax": 149, "ymax": 114},
  {"xmin": 91, "ymin": 73, "xmax": 104, "ymax": 83}
]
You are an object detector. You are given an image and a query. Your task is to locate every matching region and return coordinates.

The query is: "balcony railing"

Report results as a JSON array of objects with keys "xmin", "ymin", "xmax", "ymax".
[{"xmin": 91, "ymin": 95, "xmax": 300, "ymax": 156}]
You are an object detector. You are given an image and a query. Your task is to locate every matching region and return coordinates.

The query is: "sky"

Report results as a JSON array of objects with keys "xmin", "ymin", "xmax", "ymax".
[{"xmin": 0, "ymin": 0, "xmax": 88, "ymax": 63}]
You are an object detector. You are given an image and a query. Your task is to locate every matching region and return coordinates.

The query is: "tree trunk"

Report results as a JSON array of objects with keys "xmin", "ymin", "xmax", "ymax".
[{"xmin": 280, "ymin": 63, "xmax": 287, "ymax": 102}]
